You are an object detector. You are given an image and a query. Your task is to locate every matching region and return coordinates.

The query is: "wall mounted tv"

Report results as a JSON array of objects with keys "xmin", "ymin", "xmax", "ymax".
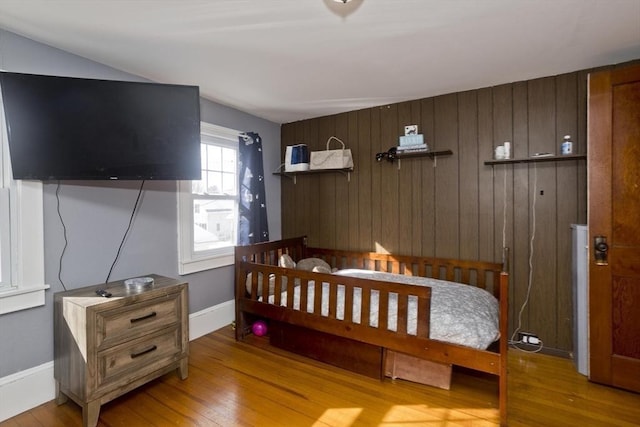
[{"xmin": 0, "ymin": 71, "xmax": 201, "ymax": 180}]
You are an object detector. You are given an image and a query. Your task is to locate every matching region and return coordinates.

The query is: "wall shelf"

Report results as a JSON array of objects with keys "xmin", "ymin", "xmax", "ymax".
[
  {"xmin": 485, "ymin": 153, "xmax": 586, "ymax": 165},
  {"xmin": 274, "ymin": 168, "xmax": 353, "ymax": 184},
  {"xmin": 394, "ymin": 149, "xmax": 453, "ymax": 160},
  {"xmin": 378, "ymin": 149, "xmax": 453, "ymax": 169}
]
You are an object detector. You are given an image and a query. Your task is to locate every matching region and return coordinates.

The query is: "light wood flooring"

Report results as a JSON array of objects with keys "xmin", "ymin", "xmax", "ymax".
[{"xmin": 2, "ymin": 325, "xmax": 639, "ymax": 426}]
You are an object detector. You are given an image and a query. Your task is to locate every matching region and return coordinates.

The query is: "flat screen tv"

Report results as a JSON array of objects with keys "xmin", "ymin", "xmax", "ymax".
[{"xmin": 0, "ymin": 71, "xmax": 201, "ymax": 180}]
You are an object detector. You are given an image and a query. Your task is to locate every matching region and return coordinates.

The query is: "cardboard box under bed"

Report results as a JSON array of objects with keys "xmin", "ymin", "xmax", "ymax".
[{"xmin": 269, "ymin": 320, "xmax": 452, "ymax": 389}]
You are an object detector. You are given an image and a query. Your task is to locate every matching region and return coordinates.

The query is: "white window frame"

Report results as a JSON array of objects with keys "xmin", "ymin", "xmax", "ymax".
[
  {"xmin": 0, "ymin": 96, "xmax": 49, "ymax": 315},
  {"xmin": 177, "ymin": 122, "xmax": 241, "ymax": 275}
]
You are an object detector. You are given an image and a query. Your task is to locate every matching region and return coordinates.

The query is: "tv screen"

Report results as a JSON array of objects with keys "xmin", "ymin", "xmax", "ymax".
[{"xmin": 0, "ymin": 72, "xmax": 201, "ymax": 180}]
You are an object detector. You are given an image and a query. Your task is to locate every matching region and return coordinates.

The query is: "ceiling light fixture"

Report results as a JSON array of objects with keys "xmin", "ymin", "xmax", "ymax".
[{"xmin": 324, "ymin": 0, "xmax": 363, "ymax": 17}]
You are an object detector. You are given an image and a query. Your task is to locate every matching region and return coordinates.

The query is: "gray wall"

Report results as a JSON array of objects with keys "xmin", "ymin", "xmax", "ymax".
[{"xmin": 0, "ymin": 29, "xmax": 281, "ymax": 376}]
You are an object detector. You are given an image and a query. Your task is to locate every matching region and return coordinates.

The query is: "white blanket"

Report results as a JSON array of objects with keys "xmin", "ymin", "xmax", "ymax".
[{"xmin": 268, "ymin": 269, "xmax": 499, "ymax": 350}]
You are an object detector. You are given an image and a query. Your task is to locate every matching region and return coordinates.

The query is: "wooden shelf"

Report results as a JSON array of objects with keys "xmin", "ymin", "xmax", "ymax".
[
  {"xmin": 485, "ymin": 153, "xmax": 586, "ymax": 165},
  {"xmin": 379, "ymin": 149, "xmax": 453, "ymax": 170},
  {"xmin": 274, "ymin": 168, "xmax": 353, "ymax": 184}
]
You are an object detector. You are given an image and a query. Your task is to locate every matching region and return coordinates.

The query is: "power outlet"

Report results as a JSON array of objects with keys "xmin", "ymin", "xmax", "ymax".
[{"xmin": 518, "ymin": 332, "xmax": 541, "ymax": 345}]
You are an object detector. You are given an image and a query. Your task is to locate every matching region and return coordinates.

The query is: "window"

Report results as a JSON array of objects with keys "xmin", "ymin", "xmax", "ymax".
[
  {"xmin": 177, "ymin": 123, "xmax": 240, "ymax": 274},
  {"xmin": 0, "ymin": 99, "xmax": 48, "ymax": 314}
]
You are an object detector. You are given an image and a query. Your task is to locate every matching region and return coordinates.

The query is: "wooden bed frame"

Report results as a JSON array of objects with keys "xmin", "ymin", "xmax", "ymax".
[{"xmin": 235, "ymin": 236, "xmax": 509, "ymax": 425}]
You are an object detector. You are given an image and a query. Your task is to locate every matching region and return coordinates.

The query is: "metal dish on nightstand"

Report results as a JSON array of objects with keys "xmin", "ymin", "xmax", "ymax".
[{"xmin": 124, "ymin": 276, "xmax": 154, "ymax": 292}]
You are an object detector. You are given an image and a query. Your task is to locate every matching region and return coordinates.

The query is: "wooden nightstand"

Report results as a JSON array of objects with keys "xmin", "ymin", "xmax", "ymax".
[{"xmin": 53, "ymin": 274, "xmax": 189, "ymax": 427}]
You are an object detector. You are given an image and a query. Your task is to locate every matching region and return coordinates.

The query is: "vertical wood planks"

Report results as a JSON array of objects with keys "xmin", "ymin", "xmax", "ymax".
[
  {"xmin": 555, "ymin": 72, "xmax": 579, "ymax": 350},
  {"xmin": 306, "ymin": 119, "xmax": 321, "ymax": 246},
  {"xmin": 280, "ymin": 123, "xmax": 296, "ymax": 239},
  {"xmin": 318, "ymin": 115, "xmax": 336, "ymax": 249},
  {"xmin": 335, "ymin": 113, "xmax": 350, "ymax": 251},
  {"xmin": 397, "ymin": 101, "xmax": 416, "ymax": 256},
  {"xmin": 492, "ymin": 84, "xmax": 513, "ymax": 265},
  {"xmin": 458, "ymin": 90, "xmax": 480, "ymax": 261},
  {"xmin": 356, "ymin": 109, "xmax": 373, "ymax": 251},
  {"xmin": 293, "ymin": 121, "xmax": 307, "ymax": 239},
  {"xmin": 408, "ymin": 100, "xmax": 424, "ymax": 256},
  {"xmin": 370, "ymin": 107, "xmax": 383, "ymax": 253},
  {"xmin": 434, "ymin": 94, "xmax": 459, "ymax": 259},
  {"xmin": 421, "ymin": 98, "xmax": 436, "ymax": 257},
  {"xmin": 576, "ymin": 69, "xmax": 590, "ymax": 225},
  {"xmin": 348, "ymin": 111, "xmax": 360, "ymax": 251},
  {"xmin": 279, "ymin": 69, "xmax": 590, "ymax": 354},
  {"xmin": 528, "ymin": 76, "xmax": 558, "ymax": 347},
  {"xmin": 379, "ymin": 104, "xmax": 399, "ymax": 254},
  {"xmin": 477, "ymin": 88, "xmax": 495, "ymax": 264},
  {"xmin": 512, "ymin": 81, "xmax": 530, "ymax": 339}
]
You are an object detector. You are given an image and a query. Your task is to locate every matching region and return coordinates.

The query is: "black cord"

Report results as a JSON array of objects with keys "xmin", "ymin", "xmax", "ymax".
[
  {"xmin": 105, "ymin": 180, "xmax": 145, "ymax": 283},
  {"xmin": 55, "ymin": 181, "xmax": 68, "ymax": 291}
]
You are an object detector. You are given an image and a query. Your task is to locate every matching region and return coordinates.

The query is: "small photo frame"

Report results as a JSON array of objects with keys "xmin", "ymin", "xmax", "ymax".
[{"xmin": 404, "ymin": 125, "xmax": 418, "ymax": 135}]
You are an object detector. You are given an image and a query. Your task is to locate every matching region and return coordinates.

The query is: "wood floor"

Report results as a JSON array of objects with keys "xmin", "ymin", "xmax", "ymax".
[{"xmin": 2, "ymin": 325, "xmax": 639, "ymax": 426}]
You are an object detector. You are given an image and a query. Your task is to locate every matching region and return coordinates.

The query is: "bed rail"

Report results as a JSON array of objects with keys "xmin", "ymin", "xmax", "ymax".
[
  {"xmin": 235, "ymin": 236, "xmax": 307, "ymax": 265},
  {"xmin": 236, "ymin": 260, "xmax": 503, "ymax": 375},
  {"xmin": 237, "ymin": 261, "xmax": 431, "ymax": 338},
  {"xmin": 307, "ymin": 246, "xmax": 505, "ymax": 299}
]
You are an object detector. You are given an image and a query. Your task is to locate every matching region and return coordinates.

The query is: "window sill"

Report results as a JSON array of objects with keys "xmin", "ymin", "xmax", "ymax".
[
  {"xmin": 178, "ymin": 253, "xmax": 234, "ymax": 275},
  {"xmin": 0, "ymin": 284, "xmax": 50, "ymax": 315}
]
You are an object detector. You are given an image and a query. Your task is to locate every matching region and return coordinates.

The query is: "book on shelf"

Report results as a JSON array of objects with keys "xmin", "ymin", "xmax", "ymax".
[
  {"xmin": 396, "ymin": 144, "xmax": 429, "ymax": 153},
  {"xmin": 399, "ymin": 134, "xmax": 425, "ymax": 147}
]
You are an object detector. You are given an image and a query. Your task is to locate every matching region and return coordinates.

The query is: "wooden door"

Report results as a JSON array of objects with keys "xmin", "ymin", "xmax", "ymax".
[{"xmin": 588, "ymin": 63, "xmax": 640, "ymax": 392}]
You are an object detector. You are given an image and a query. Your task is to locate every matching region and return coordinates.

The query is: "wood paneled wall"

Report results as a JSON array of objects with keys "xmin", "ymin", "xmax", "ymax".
[{"xmin": 280, "ymin": 70, "xmax": 591, "ymax": 354}]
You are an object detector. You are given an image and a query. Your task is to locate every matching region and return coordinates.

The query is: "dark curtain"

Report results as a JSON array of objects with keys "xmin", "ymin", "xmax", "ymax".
[{"xmin": 238, "ymin": 132, "xmax": 269, "ymax": 245}]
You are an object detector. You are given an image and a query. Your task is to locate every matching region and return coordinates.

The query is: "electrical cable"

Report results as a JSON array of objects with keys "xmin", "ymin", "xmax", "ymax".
[
  {"xmin": 502, "ymin": 165, "xmax": 507, "ymax": 249},
  {"xmin": 509, "ymin": 338, "xmax": 545, "ymax": 353},
  {"xmin": 55, "ymin": 181, "xmax": 68, "ymax": 291},
  {"xmin": 509, "ymin": 163, "xmax": 544, "ymax": 352},
  {"xmin": 105, "ymin": 180, "xmax": 145, "ymax": 283}
]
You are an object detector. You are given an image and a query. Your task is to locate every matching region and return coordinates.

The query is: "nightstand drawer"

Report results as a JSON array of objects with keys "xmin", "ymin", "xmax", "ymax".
[
  {"xmin": 98, "ymin": 326, "xmax": 183, "ymax": 386},
  {"xmin": 97, "ymin": 294, "xmax": 180, "ymax": 347}
]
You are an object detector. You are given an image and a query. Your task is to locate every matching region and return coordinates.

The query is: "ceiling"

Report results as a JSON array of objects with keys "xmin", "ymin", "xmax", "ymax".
[{"xmin": 0, "ymin": 0, "xmax": 638, "ymax": 124}]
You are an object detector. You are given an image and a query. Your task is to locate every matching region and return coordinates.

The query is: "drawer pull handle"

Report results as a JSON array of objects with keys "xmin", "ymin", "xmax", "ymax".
[
  {"xmin": 130, "ymin": 311, "xmax": 157, "ymax": 323},
  {"xmin": 131, "ymin": 345, "xmax": 157, "ymax": 359}
]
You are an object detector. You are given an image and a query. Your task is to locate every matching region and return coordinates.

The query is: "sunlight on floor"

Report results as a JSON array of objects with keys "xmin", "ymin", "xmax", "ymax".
[
  {"xmin": 312, "ymin": 405, "xmax": 498, "ymax": 426},
  {"xmin": 381, "ymin": 404, "xmax": 498, "ymax": 425},
  {"xmin": 312, "ymin": 408, "xmax": 363, "ymax": 427}
]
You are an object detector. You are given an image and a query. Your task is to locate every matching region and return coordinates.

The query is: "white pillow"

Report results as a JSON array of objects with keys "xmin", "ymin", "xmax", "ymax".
[
  {"xmin": 312, "ymin": 265, "xmax": 332, "ymax": 274},
  {"xmin": 296, "ymin": 257, "xmax": 332, "ymax": 272},
  {"xmin": 279, "ymin": 254, "xmax": 296, "ymax": 269}
]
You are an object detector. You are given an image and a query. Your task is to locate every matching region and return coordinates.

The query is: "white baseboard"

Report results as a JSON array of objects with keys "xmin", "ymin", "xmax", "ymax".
[
  {"xmin": 189, "ymin": 299, "xmax": 235, "ymax": 341},
  {"xmin": 0, "ymin": 299, "xmax": 235, "ymax": 422},
  {"xmin": 0, "ymin": 361, "xmax": 56, "ymax": 422}
]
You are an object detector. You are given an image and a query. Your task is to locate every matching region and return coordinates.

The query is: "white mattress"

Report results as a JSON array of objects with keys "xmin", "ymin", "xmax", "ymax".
[{"xmin": 267, "ymin": 269, "xmax": 500, "ymax": 350}]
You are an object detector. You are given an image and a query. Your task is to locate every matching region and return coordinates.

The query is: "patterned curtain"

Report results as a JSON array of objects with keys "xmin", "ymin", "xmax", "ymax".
[{"xmin": 238, "ymin": 132, "xmax": 269, "ymax": 245}]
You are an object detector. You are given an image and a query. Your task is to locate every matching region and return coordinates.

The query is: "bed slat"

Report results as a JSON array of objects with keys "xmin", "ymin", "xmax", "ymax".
[
  {"xmin": 361, "ymin": 287, "xmax": 371, "ymax": 327},
  {"xmin": 300, "ymin": 277, "xmax": 309, "ymax": 312},
  {"xmin": 344, "ymin": 285, "xmax": 354, "ymax": 324},
  {"xmin": 328, "ymin": 282, "xmax": 338, "ymax": 319},
  {"xmin": 396, "ymin": 294, "xmax": 408, "ymax": 335},
  {"xmin": 378, "ymin": 290, "xmax": 389, "ymax": 331}
]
